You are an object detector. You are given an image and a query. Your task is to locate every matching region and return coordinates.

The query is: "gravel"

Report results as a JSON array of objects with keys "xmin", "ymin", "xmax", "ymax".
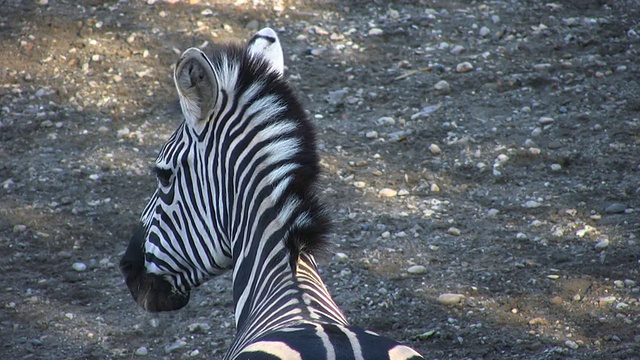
[{"xmin": 2, "ymin": 1, "xmax": 639, "ymax": 359}]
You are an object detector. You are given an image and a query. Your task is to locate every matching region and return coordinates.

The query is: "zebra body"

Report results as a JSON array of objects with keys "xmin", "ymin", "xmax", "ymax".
[{"xmin": 120, "ymin": 28, "xmax": 424, "ymax": 360}]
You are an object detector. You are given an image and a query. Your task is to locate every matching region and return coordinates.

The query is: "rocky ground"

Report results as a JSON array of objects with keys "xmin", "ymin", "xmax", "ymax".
[{"xmin": 1, "ymin": 0, "xmax": 640, "ymax": 359}]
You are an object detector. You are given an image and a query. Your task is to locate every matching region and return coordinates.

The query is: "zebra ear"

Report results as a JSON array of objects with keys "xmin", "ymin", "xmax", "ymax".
[
  {"xmin": 174, "ymin": 48, "xmax": 218, "ymax": 127},
  {"xmin": 247, "ymin": 27, "xmax": 284, "ymax": 77}
]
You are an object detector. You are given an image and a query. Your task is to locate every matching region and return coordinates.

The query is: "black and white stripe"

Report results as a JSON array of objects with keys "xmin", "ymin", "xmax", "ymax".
[{"xmin": 120, "ymin": 27, "xmax": 424, "ymax": 359}]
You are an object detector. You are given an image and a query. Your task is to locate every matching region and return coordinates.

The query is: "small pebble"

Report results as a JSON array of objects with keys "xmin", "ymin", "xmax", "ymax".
[
  {"xmin": 13, "ymin": 224, "xmax": 27, "ymax": 232},
  {"xmin": 375, "ymin": 116, "xmax": 395, "ymax": 126},
  {"xmin": 594, "ymin": 239, "xmax": 609, "ymax": 250},
  {"xmin": 117, "ymin": 127, "xmax": 131, "ymax": 138},
  {"xmin": 430, "ymin": 183, "xmax": 440, "ymax": 192},
  {"xmin": 516, "ymin": 232, "xmax": 527, "ymax": 240},
  {"xmin": 533, "ymin": 63, "xmax": 552, "ymax": 71},
  {"xmin": 368, "ymin": 28, "xmax": 384, "ymax": 36},
  {"xmin": 550, "ymin": 164, "xmax": 562, "ymax": 171},
  {"xmin": 353, "ymin": 181, "xmax": 366, "ymax": 188},
  {"xmin": 381, "ymin": 231, "xmax": 391, "ymax": 238},
  {"xmin": 624, "ymin": 279, "xmax": 636, "ymax": 287},
  {"xmin": 531, "ymin": 127, "xmax": 542, "ymax": 137},
  {"xmin": 598, "ymin": 296, "xmax": 616, "ymax": 306},
  {"xmin": 135, "ymin": 347, "xmax": 148, "ymax": 356},
  {"xmin": 550, "ymin": 296, "xmax": 563, "ymax": 305},
  {"xmin": 433, "ymin": 80, "xmax": 451, "ymax": 94},
  {"xmin": 528, "ymin": 317, "xmax": 548, "ymax": 325},
  {"xmin": 407, "ymin": 265, "xmax": 427, "ymax": 274},
  {"xmin": 450, "ymin": 45, "xmax": 465, "ymax": 55},
  {"xmin": 565, "ymin": 340, "xmax": 579, "ymax": 350},
  {"xmin": 429, "ymin": 144, "xmax": 442, "ymax": 155},
  {"xmin": 547, "ymin": 274, "xmax": 560, "ymax": 280},
  {"xmin": 72, "ymin": 262, "xmax": 87, "ymax": 272},
  {"xmin": 379, "ymin": 188, "xmax": 397, "ymax": 197},
  {"xmin": 187, "ymin": 322, "xmax": 211, "ymax": 333},
  {"xmin": 365, "ymin": 131, "xmax": 378, "ymax": 139},
  {"xmin": 165, "ymin": 340, "xmax": 187, "ymax": 354},
  {"xmin": 478, "ymin": 26, "xmax": 491, "ymax": 37},
  {"xmin": 437, "ymin": 293, "xmax": 465, "ymax": 305},
  {"xmin": 604, "ymin": 203, "xmax": 626, "ymax": 214},
  {"xmin": 487, "ymin": 208, "xmax": 499, "ymax": 217},
  {"xmin": 335, "ymin": 253, "xmax": 349, "ymax": 263},
  {"xmin": 397, "ymin": 189, "xmax": 410, "ymax": 196},
  {"xmin": 538, "ymin": 116, "xmax": 555, "ymax": 125},
  {"xmin": 447, "ymin": 227, "xmax": 461, "ymax": 236},
  {"xmin": 456, "ymin": 62, "xmax": 474, "ymax": 73},
  {"xmin": 614, "ymin": 280, "xmax": 625, "ymax": 288},
  {"xmin": 606, "ymin": 334, "xmax": 621, "ymax": 342},
  {"xmin": 523, "ymin": 200, "xmax": 542, "ymax": 208},
  {"xmin": 189, "ymin": 349, "xmax": 200, "ymax": 357},
  {"xmin": 616, "ymin": 302, "xmax": 629, "ymax": 310}
]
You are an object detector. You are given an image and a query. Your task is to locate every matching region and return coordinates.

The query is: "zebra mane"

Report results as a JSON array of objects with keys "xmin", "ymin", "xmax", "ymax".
[{"xmin": 205, "ymin": 40, "xmax": 331, "ymax": 263}]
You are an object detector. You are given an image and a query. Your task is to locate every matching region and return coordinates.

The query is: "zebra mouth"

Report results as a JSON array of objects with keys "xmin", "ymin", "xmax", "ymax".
[
  {"xmin": 120, "ymin": 258, "xmax": 190, "ymax": 312},
  {"xmin": 131, "ymin": 272, "xmax": 190, "ymax": 312},
  {"xmin": 120, "ymin": 223, "xmax": 190, "ymax": 312}
]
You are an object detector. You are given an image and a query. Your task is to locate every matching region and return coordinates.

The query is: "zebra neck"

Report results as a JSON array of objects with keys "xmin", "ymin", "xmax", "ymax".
[{"xmin": 230, "ymin": 250, "xmax": 349, "ymax": 348}]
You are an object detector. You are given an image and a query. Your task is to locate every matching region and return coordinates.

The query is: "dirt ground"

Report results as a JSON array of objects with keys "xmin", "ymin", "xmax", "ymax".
[{"xmin": 1, "ymin": 0, "xmax": 640, "ymax": 359}]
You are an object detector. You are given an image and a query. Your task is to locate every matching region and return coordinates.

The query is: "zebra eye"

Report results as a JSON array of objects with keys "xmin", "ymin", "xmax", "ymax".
[{"xmin": 154, "ymin": 166, "xmax": 173, "ymax": 188}]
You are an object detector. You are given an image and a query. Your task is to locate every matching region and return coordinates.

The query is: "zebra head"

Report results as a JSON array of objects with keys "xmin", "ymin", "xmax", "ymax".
[{"xmin": 120, "ymin": 28, "xmax": 298, "ymax": 312}]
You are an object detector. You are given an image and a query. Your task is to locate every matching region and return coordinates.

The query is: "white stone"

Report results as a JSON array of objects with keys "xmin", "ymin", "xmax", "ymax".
[
  {"xmin": 487, "ymin": 208, "xmax": 499, "ymax": 217},
  {"xmin": 376, "ymin": 116, "xmax": 395, "ymax": 126},
  {"xmin": 456, "ymin": 62, "xmax": 474, "ymax": 73},
  {"xmin": 353, "ymin": 181, "xmax": 366, "ymax": 188},
  {"xmin": 365, "ymin": 131, "xmax": 378, "ymax": 139},
  {"xmin": 379, "ymin": 188, "xmax": 397, "ymax": 197},
  {"xmin": 368, "ymin": 28, "xmax": 384, "ymax": 36},
  {"xmin": 165, "ymin": 340, "xmax": 187, "ymax": 354},
  {"xmin": 407, "ymin": 265, "xmax": 427, "ymax": 274},
  {"xmin": 447, "ymin": 227, "xmax": 461, "ymax": 236},
  {"xmin": 72, "ymin": 262, "xmax": 87, "ymax": 272},
  {"xmin": 550, "ymin": 164, "xmax": 562, "ymax": 171},
  {"xmin": 437, "ymin": 293, "xmax": 465, "ymax": 305},
  {"xmin": 450, "ymin": 45, "xmax": 465, "ymax": 55},
  {"xmin": 187, "ymin": 322, "xmax": 211, "ymax": 333},
  {"xmin": 397, "ymin": 189, "xmax": 410, "ymax": 196},
  {"xmin": 479, "ymin": 27, "xmax": 491, "ymax": 37},
  {"xmin": 616, "ymin": 302, "xmax": 629, "ymax": 310},
  {"xmin": 523, "ymin": 200, "xmax": 542, "ymax": 208},
  {"xmin": 599, "ymin": 296, "xmax": 616, "ymax": 305},
  {"xmin": 134, "ymin": 347, "xmax": 148, "ymax": 356},
  {"xmin": 538, "ymin": 116, "xmax": 555, "ymax": 125},
  {"xmin": 594, "ymin": 239, "xmax": 609, "ymax": 250},
  {"xmin": 335, "ymin": 253, "xmax": 349, "ymax": 263},
  {"xmin": 565, "ymin": 340, "xmax": 579, "ymax": 350},
  {"xmin": 433, "ymin": 80, "xmax": 451, "ymax": 93},
  {"xmin": 117, "ymin": 127, "xmax": 130, "ymax": 138},
  {"xmin": 429, "ymin": 144, "xmax": 442, "ymax": 155}
]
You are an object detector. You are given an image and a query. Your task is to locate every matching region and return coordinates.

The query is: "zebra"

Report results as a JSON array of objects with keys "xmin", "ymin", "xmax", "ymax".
[{"xmin": 119, "ymin": 27, "xmax": 425, "ymax": 360}]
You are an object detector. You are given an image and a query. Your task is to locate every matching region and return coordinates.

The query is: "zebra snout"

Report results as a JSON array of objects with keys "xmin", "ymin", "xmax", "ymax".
[
  {"xmin": 120, "ymin": 224, "xmax": 191, "ymax": 312},
  {"xmin": 120, "ymin": 257, "xmax": 191, "ymax": 312}
]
